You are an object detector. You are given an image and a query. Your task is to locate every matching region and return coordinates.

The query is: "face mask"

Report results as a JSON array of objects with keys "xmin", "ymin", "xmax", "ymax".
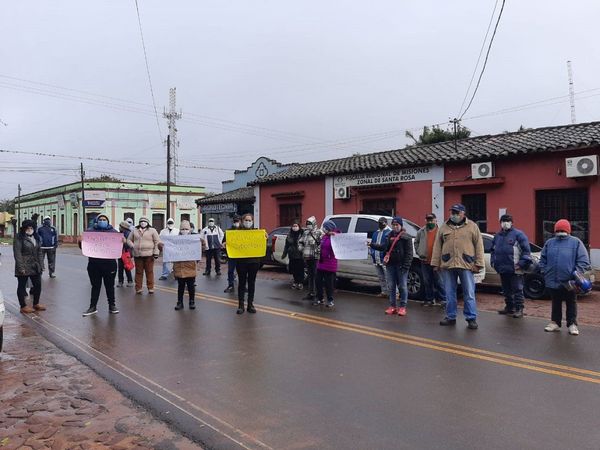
[
  {"xmin": 426, "ymin": 222, "xmax": 436, "ymax": 230},
  {"xmin": 208, "ymin": 222, "xmax": 215, "ymax": 228},
  {"xmin": 167, "ymin": 224, "xmax": 174, "ymax": 230},
  {"xmin": 180, "ymin": 229, "xmax": 190, "ymax": 235},
  {"xmin": 292, "ymin": 226, "xmax": 300, "ymax": 232},
  {"xmin": 243, "ymin": 220, "xmax": 253, "ymax": 229},
  {"xmin": 233, "ymin": 222, "xmax": 240, "ymax": 228},
  {"xmin": 378, "ymin": 223, "xmax": 386, "ymax": 230},
  {"xmin": 140, "ymin": 222, "xmax": 148, "ymax": 228},
  {"xmin": 306, "ymin": 224, "xmax": 313, "ymax": 230},
  {"xmin": 25, "ymin": 229, "xmax": 34, "ymax": 236},
  {"xmin": 555, "ymin": 231, "xmax": 568, "ymax": 238},
  {"xmin": 501, "ymin": 221, "xmax": 512, "ymax": 231},
  {"xmin": 97, "ymin": 220, "xmax": 108, "ymax": 229},
  {"xmin": 450, "ymin": 214, "xmax": 462, "ymax": 224}
]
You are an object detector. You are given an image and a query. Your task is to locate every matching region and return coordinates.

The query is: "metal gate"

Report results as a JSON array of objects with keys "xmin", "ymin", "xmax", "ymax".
[{"xmin": 536, "ymin": 188, "xmax": 588, "ymax": 245}]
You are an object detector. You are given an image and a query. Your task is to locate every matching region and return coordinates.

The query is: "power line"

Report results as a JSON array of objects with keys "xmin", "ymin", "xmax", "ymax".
[
  {"xmin": 133, "ymin": 0, "xmax": 163, "ymax": 143},
  {"xmin": 459, "ymin": 0, "xmax": 507, "ymax": 120},
  {"xmin": 458, "ymin": 0, "xmax": 499, "ymax": 115}
]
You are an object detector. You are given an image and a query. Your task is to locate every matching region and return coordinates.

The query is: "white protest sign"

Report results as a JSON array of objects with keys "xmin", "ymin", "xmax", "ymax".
[
  {"xmin": 81, "ymin": 231, "xmax": 123, "ymax": 259},
  {"xmin": 161, "ymin": 234, "xmax": 202, "ymax": 262},
  {"xmin": 331, "ymin": 233, "xmax": 368, "ymax": 260}
]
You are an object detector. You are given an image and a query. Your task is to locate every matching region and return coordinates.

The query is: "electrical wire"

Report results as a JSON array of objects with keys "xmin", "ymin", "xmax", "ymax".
[
  {"xmin": 133, "ymin": 0, "xmax": 163, "ymax": 143},
  {"xmin": 459, "ymin": 0, "xmax": 507, "ymax": 120}
]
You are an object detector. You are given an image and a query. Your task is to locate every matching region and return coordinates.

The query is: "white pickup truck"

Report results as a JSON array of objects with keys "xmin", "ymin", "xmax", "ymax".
[{"xmin": 272, "ymin": 214, "xmax": 485, "ymax": 299}]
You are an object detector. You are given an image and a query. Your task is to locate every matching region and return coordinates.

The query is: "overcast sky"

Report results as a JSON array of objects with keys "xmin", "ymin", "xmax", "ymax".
[{"xmin": 1, "ymin": 1, "xmax": 599, "ymax": 199}]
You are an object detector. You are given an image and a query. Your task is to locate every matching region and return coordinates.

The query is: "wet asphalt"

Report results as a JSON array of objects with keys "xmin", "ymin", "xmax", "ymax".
[{"xmin": 1, "ymin": 247, "xmax": 600, "ymax": 450}]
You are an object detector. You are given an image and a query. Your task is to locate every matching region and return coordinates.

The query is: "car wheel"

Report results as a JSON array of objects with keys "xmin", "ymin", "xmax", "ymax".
[
  {"xmin": 0, "ymin": 326, "xmax": 3, "ymax": 353},
  {"xmin": 524, "ymin": 273, "xmax": 547, "ymax": 300},
  {"xmin": 407, "ymin": 265, "xmax": 425, "ymax": 300}
]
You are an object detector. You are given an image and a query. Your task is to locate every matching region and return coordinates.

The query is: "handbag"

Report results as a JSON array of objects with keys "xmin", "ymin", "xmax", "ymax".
[
  {"xmin": 383, "ymin": 232, "xmax": 404, "ymax": 265},
  {"xmin": 122, "ymin": 250, "xmax": 134, "ymax": 271}
]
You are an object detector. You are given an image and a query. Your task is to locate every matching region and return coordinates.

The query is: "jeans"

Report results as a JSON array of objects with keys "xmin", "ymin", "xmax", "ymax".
[
  {"xmin": 161, "ymin": 261, "xmax": 172, "ymax": 277},
  {"xmin": 17, "ymin": 274, "xmax": 42, "ymax": 307},
  {"xmin": 177, "ymin": 277, "xmax": 196, "ymax": 303},
  {"xmin": 421, "ymin": 263, "xmax": 446, "ymax": 303},
  {"xmin": 499, "ymin": 273, "xmax": 524, "ymax": 311},
  {"xmin": 205, "ymin": 249, "xmax": 221, "ymax": 274},
  {"xmin": 305, "ymin": 258, "xmax": 318, "ymax": 297},
  {"xmin": 289, "ymin": 258, "xmax": 305, "ymax": 284},
  {"xmin": 386, "ymin": 265, "xmax": 408, "ymax": 307},
  {"xmin": 42, "ymin": 248, "xmax": 56, "ymax": 274},
  {"xmin": 236, "ymin": 261, "xmax": 260, "ymax": 306},
  {"xmin": 316, "ymin": 270, "xmax": 336, "ymax": 302},
  {"xmin": 374, "ymin": 264, "xmax": 388, "ymax": 295},
  {"xmin": 134, "ymin": 256, "xmax": 155, "ymax": 291},
  {"xmin": 118, "ymin": 258, "xmax": 133, "ymax": 284},
  {"xmin": 549, "ymin": 287, "xmax": 577, "ymax": 326},
  {"xmin": 441, "ymin": 268, "xmax": 477, "ymax": 320},
  {"xmin": 87, "ymin": 260, "xmax": 117, "ymax": 308},
  {"xmin": 227, "ymin": 258, "xmax": 236, "ymax": 287}
]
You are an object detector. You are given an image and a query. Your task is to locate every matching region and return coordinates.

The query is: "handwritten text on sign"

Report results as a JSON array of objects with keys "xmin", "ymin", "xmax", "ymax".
[
  {"xmin": 161, "ymin": 234, "xmax": 202, "ymax": 262},
  {"xmin": 331, "ymin": 233, "xmax": 368, "ymax": 260},
  {"xmin": 81, "ymin": 231, "xmax": 123, "ymax": 259},
  {"xmin": 225, "ymin": 230, "xmax": 267, "ymax": 258}
]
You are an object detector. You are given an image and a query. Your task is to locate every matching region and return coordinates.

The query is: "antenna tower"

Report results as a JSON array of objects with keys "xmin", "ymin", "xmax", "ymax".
[
  {"xmin": 567, "ymin": 61, "xmax": 576, "ymax": 124},
  {"xmin": 163, "ymin": 87, "xmax": 182, "ymax": 183}
]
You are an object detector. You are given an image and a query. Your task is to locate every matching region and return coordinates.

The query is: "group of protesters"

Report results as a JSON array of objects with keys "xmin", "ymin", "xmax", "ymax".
[{"xmin": 12, "ymin": 203, "xmax": 593, "ymax": 334}]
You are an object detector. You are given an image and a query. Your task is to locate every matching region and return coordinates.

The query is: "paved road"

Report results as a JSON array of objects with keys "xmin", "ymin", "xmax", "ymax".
[{"xmin": 1, "ymin": 247, "xmax": 600, "ymax": 450}]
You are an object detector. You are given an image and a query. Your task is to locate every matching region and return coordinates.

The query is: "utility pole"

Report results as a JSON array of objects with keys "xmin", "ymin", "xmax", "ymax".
[
  {"xmin": 166, "ymin": 134, "xmax": 171, "ymax": 220},
  {"xmin": 451, "ymin": 118, "xmax": 459, "ymax": 153},
  {"xmin": 163, "ymin": 87, "xmax": 182, "ymax": 218},
  {"xmin": 17, "ymin": 184, "xmax": 21, "ymax": 225},
  {"xmin": 80, "ymin": 163, "xmax": 86, "ymax": 231},
  {"xmin": 567, "ymin": 60, "xmax": 576, "ymax": 124}
]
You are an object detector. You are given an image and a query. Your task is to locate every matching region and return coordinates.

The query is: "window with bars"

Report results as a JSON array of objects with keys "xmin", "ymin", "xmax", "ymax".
[
  {"xmin": 361, "ymin": 198, "xmax": 396, "ymax": 216},
  {"xmin": 462, "ymin": 193, "xmax": 487, "ymax": 232},
  {"xmin": 536, "ymin": 188, "xmax": 588, "ymax": 246},
  {"xmin": 279, "ymin": 203, "xmax": 302, "ymax": 227}
]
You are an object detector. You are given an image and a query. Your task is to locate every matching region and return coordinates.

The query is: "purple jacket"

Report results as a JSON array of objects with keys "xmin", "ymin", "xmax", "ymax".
[{"xmin": 317, "ymin": 234, "xmax": 338, "ymax": 273}]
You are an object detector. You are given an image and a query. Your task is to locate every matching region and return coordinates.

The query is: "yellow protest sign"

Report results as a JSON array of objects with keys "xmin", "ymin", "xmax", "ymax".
[{"xmin": 225, "ymin": 229, "xmax": 267, "ymax": 258}]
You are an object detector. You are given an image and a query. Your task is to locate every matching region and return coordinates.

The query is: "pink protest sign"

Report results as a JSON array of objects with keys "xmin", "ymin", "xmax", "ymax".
[{"xmin": 81, "ymin": 231, "xmax": 123, "ymax": 259}]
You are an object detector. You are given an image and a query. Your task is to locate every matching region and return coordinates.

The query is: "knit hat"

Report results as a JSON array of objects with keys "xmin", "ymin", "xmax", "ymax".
[
  {"xmin": 554, "ymin": 219, "xmax": 571, "ymax": 234},
  {"xmin": 119, "ymin": 221, "xmax": 130, "ymax": 229},
  {"xmin": 139, "ymin": 217, "xmax": 149, "ymax": 224},
  {"xmin": 322, "ymin": 220, "xmax": 337, "ymax": 231},
  {"xmin": 21, "ymin": 219, "xmax": 35, "ymax": 229},
  {"xmin": 391, "ymin": 216, "xmax": 403, "ymax": 226},
  {"xmin": 96, "ymin": 214, "xmax": 109, "ymax": 222}
]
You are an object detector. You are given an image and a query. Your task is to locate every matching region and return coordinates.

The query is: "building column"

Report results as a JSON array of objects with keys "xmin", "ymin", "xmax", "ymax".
[
  {"xmin": 431, "ymin": 164, "xmax": 444, "ymax": 219},
  {"xmin": 253, "ymin": 185, "xmax": 261, "ymax": 228},
  {"xmin": 325, "ymin": 176, "xmax": 334, "ymax": 216}
]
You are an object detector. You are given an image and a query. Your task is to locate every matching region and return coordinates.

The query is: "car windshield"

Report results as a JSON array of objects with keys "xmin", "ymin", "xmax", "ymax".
[{"xmin": 401, "ymin": 219, "xmax": 419, "ymax": 237}]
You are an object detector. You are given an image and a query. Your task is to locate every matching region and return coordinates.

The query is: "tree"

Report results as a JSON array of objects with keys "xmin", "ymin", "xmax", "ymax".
[
  {"xmin": 85, "ymin": 174, "xmax": 122, "ymax": 182},
  {"xmin": 0, "ymin": 198, "xmax": 15, "ymax": 213},
  {"xmin": 405, "ymin": 124, "xmax": 471, "ymax": 146}
]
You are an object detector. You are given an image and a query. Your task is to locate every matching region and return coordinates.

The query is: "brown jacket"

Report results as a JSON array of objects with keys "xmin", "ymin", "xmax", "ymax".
[
  {"xmin": 127, "ymin": 227, "xmax": 160, "ymax": 258},
  {"xmin": 173, "ymin": 260, "xmax": 197, "ymax": 279},
  {"xmin": 431, "ymin": 218, "xmax": 484, "ymax": 270}
]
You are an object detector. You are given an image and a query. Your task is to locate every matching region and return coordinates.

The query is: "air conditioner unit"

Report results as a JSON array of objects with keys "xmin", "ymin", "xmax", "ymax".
[
  {"xmin": 334, "ymin": 186, "xmax": 350, "ymax": 199},
  {"xmin": 471, "ymin": 161, "xmax": 494, "ymax": 179},
  {"xmin": 565, "ymin": 155, "xmax": 598, "ymax": 178}
]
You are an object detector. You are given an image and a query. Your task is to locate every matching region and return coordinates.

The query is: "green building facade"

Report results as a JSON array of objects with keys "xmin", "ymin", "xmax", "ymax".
[{"xmin": 15, "ymin": 182, "xmax": 205, "ymax": 242}]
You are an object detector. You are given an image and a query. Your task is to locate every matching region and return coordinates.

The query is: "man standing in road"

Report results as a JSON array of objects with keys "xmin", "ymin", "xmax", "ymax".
[
  {"xmin": 369, "ymin": 217, "xmax": 391, "ymax": 298},
  {"xmin": 200, "ymin": 218, "xmax": 224, "ymax": 276},
  {"xmin": 159, "ymin": 218, "xmax": 179, "ymax": 280},
  {"xmin": 414, "ymin": 213, "xmax": 446, "ymax": 307},
  {"xmin": 37, "ymin": 216, "xmax": 59, "ymax": 278},
  {"xmin": 298, "ymin": 216, "xmax": 323, "ymax": 301},
  {"xmin": 223, "ymin": 215, "xmax": 241, "ymax": 293},
  {"xmin": 490, "ymin": 214, "xmax": 532, "ymax": 318},
  {"xmin": 431, "ymin": 204, "xmax": 484, "ymax": 330}
]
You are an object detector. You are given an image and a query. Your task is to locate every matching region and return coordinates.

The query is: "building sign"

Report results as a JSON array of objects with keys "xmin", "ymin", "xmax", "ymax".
[
  {"xmin": 333, "ymin": 166, "xmax": 433, "ymax": 188},
  {"xmin": 201, "ymin": 203, "xmax": 237, "ymax": 214},
  {"xmin": 69, "ymin": 193, "xmax": 79, "ymax": 208},
  {"xmin": 57, "ymin": 194, "xmax": 65, "ymax": 209},
  {"xmin": 83, "ymin": 191, "xmax": 106, "ymax": 208},
  {"xmin": 149, "ymin": 195, "xmax": 166, "ymax": 210},
  {"xmin": 177, "ymin": 196, "xmax": 197, "ymax": 210}
]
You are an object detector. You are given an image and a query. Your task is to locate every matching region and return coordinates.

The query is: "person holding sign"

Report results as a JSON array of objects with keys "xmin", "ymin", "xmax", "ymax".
[
  {"xmin": 172, "ymin": 221, "xmax": 198, "ymax": 311},
  {"xmin": 369, "ymin": 217, "xmax": 412, "ymax": 316},
  {"xmin": 231, "ymin": 213, "xmax": 265, "ymax": 314},
  {"xmin": 126, "ymin": 217, "xmax": 161, "ymax": 294},
  {"xmin": 80, "ymin": 215, "xmax": 120, "ymax": 316},
  {"xmin": 312, "ymin": 220, "xmax": 338, "ymax": 308}
]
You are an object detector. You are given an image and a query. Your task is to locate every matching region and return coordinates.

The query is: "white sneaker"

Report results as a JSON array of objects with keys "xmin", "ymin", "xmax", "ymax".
[
  {"xmin": 544, "ymin": 321, "xmax": 560, "ymax": 332},
  {"xmin": 568, "ymin": 324, "xmax": 580, "ymax": 336}
]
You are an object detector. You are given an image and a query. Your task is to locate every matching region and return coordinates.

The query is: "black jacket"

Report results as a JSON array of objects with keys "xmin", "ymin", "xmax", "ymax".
[
  {"xmin": 371, "ymin": 230, "xmax": 413, "ymax": 269},
  {"xmin": 282, "ymin": 229, "xmax": 303, "ymax": 260}
]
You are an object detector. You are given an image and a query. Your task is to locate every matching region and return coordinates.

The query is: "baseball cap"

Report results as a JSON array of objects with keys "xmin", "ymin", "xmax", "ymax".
[{"xmin": 449, "ymin": 204, "xmax": 466, "ymax": 213}]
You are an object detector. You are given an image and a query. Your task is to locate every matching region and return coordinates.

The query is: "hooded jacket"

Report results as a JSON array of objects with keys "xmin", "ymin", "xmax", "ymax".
[
  {"xmin": 538, "ymin": 235, "xmax": 590, "ymax": 289},
  {"xmin": 282, "ymin": 227, "xmax": 303, "ymax": 260},
  {"xmin": 371, "ymin": 229, "xmax": 413, "ymax": 269},
  {"xmin": 317, "ymin": 232, "xmax": 338, "ymax": 272},
  {"xmin": 37, "ymin": 223, "xmax": 59, "ymax": 249},
  {"xmin": 200, "ymin": 224, "xmax": 224, "ymax": 250},
  {"xmin": 127, "ymin": 224, "xmax": 160, "ymax": 258},
  {"xmin": 298, "ymin": 216, "xmax": 323, "ymax": 260},
  {"xmin": 431, "ymin": 218, "xmax": 484, "ymax": 270},
  {"xmin": 13, "ymin": 230, "xmax": 43, "ymax": 277},
  {"xmin": 490, "ymin": 228, "xmax": 532, "ymax": 274}
]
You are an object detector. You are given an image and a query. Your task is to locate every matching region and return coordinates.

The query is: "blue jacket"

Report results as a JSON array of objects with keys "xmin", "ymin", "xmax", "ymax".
[
  {"xmin": 370, "ymin": 227, "xmax": 391, "ymax": 265},
  {"xmin": 490, "ymin": 228, "xmax": 532, "ymax": 274},
  {"xmin": 37, "ymin": 224, "xmax": 59, "ymax": 248},
  {"xmin": 538, "ymin": 235, "xmax": 590, "ymax": 289}
]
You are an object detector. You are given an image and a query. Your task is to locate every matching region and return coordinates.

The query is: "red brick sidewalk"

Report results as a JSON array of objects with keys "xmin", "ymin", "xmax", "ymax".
[{"xmin": 0, "ymin": 315, "xmax": 201, "ymax": 450}]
